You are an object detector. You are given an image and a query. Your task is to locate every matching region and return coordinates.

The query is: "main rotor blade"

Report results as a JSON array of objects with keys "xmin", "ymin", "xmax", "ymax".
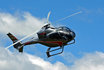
[
  {"xmin": 47, "ymin": 11, "xmax": 51, "ymax": 23},
  {"xmin": 54, "ymin": 11, "xmax": 82, "ymax": 23}
]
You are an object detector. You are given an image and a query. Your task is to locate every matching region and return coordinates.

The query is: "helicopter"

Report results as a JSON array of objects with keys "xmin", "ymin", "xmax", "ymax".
[{"xmin": 7, "ymin": 12, "xmax": 77, "ymax": 57}]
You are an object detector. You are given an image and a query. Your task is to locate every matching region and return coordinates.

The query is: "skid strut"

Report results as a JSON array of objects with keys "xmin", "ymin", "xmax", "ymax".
[{"xmin": 46, "ymin": 46, "xmax": 64, "ymax": 57}]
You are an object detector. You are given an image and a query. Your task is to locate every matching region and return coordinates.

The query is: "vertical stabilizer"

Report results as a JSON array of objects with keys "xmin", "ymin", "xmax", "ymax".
[{"xmin": 7, "ymin": 33, "xmax": 23, "ymax": 52}]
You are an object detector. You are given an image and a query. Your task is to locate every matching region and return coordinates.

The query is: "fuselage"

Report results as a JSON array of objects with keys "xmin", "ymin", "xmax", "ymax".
[{"xmin": 36, "ymin": 26, "xmax": 76, "ymax": 47}]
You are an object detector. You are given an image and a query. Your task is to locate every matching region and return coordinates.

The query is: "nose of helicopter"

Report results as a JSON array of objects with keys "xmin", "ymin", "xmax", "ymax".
[{"xmin": 70, "ymin": 31, "xmax": 76, "ymax": 40}]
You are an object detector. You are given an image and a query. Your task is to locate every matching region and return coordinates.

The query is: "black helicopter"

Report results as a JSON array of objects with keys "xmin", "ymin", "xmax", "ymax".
[{"xmin": 7, "ymin": 12, "xmax": 76, "ymax": 57}]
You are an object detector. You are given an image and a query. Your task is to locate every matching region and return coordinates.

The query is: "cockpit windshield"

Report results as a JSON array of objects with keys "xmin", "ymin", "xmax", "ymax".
[{"xmin": 57, "ymin": 26, "xmax": 72, "ymax": 32}]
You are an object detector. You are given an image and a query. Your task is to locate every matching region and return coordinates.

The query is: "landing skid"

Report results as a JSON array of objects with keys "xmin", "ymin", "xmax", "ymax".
[
  {"xmin": 46, "ymin": 46, "xmax": 64, "ymax": 57},
  {"xmin": 46, "ymin": 39, "xmax": 75, "ymax": 57},
  {"xmin": 68, "ymin": 39, "xmax": 75, "ymax": 45}
]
